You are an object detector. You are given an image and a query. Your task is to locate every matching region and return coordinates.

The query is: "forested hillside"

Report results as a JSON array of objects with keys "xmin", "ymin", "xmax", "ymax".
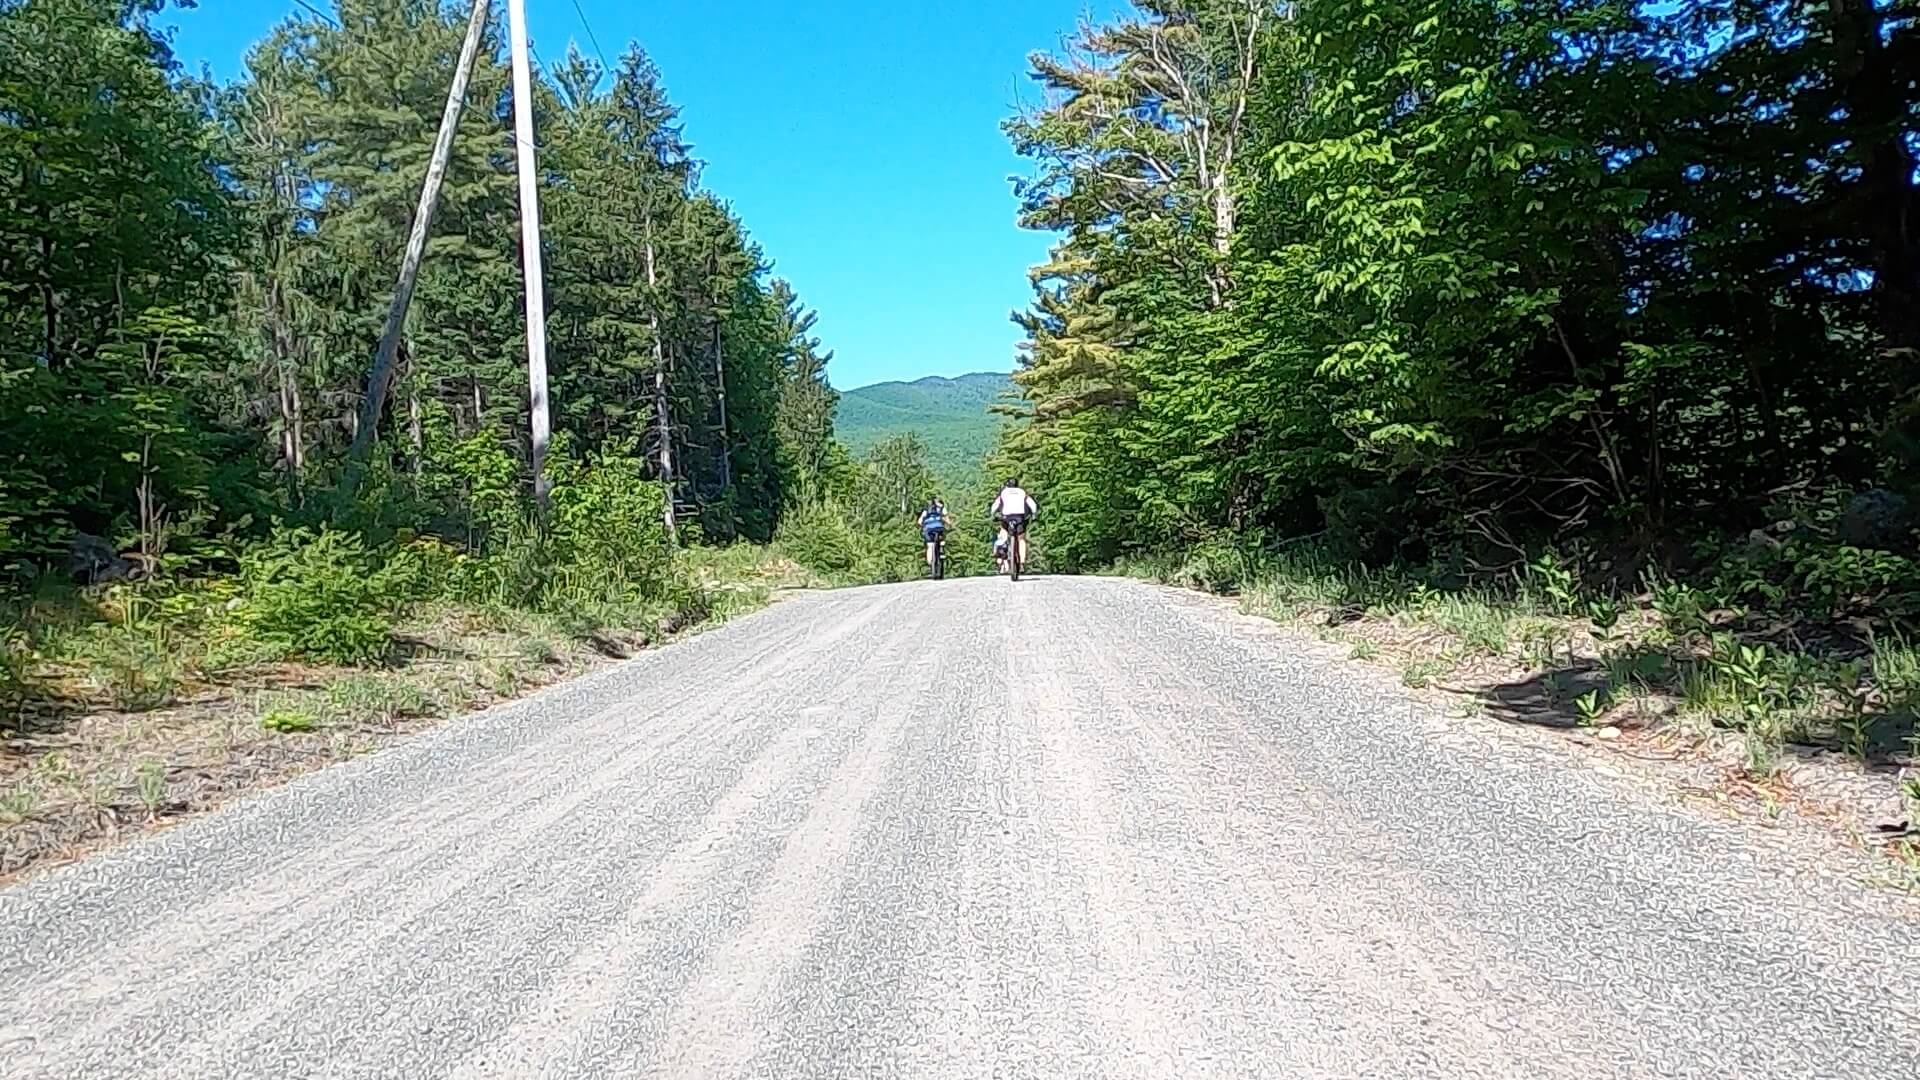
[
  {"xmin": 998, "ymin": 2, "xmax": 1920, "ymax": 772},
  {"xmin": 836, "ymin": 372, "xmax": 1012, "ymax": 491}
]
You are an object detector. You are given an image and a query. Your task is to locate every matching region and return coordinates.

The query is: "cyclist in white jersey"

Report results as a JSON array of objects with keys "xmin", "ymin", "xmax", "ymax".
[{"xmin": 988, "ymin": 478, "xmax": 1037, "ymax": 570}]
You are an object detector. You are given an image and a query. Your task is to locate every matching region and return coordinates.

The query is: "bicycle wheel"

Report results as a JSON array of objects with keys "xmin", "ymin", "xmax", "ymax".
[
  {"xmin": 932, "ymin": 536, "xmax": 944, "ymax": 580},
  {"xmin": 1009, "ymin": 530, "xmax": 1021, "ymax": 581}
]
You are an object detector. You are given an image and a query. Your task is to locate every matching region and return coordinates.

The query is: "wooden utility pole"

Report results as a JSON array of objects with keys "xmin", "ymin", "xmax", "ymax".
[
  {"xmin": 345, "ymin": 0, "xmax": 490, "ymax": 476},
  {"xmin": 506, "ymin": 0, "xmax": 554, "ymax": 507}
]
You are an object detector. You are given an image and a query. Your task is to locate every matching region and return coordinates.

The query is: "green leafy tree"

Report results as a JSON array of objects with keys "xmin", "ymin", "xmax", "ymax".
[
  {"xmin": 998, "ymin": 0, "xmax": 1919, "ymax": 577},
  {"xmin": 0, "ymin": 0, "xmax": 237, "ymax": 561}
]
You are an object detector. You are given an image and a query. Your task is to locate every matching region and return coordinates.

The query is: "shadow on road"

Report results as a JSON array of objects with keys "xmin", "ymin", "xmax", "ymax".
[
  {"xmin": 1471, "ymin": 655, "xmax": 1920, "ymax": 764},
  {"xmin": 1469, "ymin": 663, "xmax": 1610, "ymax": 730}
]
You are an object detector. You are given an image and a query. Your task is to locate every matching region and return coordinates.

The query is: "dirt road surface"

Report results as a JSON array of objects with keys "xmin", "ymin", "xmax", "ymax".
[{"xmin": 3, "ymin": 576, "xmax": 1916, "ymax": 1078}]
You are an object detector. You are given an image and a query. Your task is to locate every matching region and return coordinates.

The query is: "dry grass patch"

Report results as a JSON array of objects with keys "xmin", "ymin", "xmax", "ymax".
[{"xmin": 1, "ymin": 564, "xmax": 783, "ymax": 883}]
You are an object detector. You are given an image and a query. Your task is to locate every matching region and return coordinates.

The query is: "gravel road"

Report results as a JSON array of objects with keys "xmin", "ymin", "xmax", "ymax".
[{"xmin": 3, "ymin": 575, "xmax": 1917, "ymax": 1079}]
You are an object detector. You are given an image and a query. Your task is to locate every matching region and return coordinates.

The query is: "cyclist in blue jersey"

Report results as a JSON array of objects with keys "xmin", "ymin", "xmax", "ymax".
[{"xmin": 918, "ymin": 497, "xmax": 949, "ymax": 576}]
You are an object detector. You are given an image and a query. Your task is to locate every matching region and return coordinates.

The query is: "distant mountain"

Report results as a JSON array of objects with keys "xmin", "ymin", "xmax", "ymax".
[{"xmin": 835, "ymin": 372, "xmax": 1015, "ymax": 492}]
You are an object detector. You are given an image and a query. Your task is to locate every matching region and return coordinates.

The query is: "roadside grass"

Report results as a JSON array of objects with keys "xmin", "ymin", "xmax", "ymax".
[
  {"xmin": 0, "ymin": 543, "xmax": 799, "ymax": 882},
  {"xmin": 324, "ymin": 673, "xmax": 438, "ymax": 726},
  {"xmin": 1146, "ymin": 546, "xmax": 1920, "ymax": 882},
  {"xmin": 1124, "ymin": 540, "xmax": 1920, "ymax": 854},
  {"xmin": 684, "ymin": 541, "xmax": 826, "ymax": 611},
  {"xmin": 1400, "ymin": 657, "xmax": 1450, "ymax": 689}
]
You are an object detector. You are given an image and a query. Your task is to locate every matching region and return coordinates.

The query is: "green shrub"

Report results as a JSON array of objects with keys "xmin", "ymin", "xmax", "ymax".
[
  {"xmin": 1524, "ymin": 552, "xmax": 1579, "ymax": 615},
  {"xmin": 705, "ymin": 582, "xmax": 773, "ymax": 622},
  {"xmin": 198, "ymin": 624, "xmax": 280, "ymax": 675},
  {"xmin": 0, "ymin": 621, "xmax": 31, "ymax": 709},
  {"xmin": 775, "ymin": 501, "xmax": 862, "ymax": 576},
  {"xmin": 0, "ymin": 783, "xmax": 39, "ymax": 824},
  {"xmin": 545, "ymin": 446, "xmax": 675, "ymax": 598},
  {"xmin": 237, "ymin": 525, "xmax": 396, "ymax": 665},
  {"xmin": 431, "ymin": 428, "xmax": 522, "ymax": 547},
  {"xmin": 135, "ymin": 759, "xmax": 169, "ymax": 816},
  {"xmin": 1421, "ymin": 592, "xmax": 1512, "ymax": 656},
  {"xmin": 87, "ymin": 626, "xmax": 180, "ymax": 711},
  {"xmin": 486, "ymin": 661, "xmax": 520, "ymax": 697},
  {"xmin": 379, "ymin": 535, "xmax": 469, "ymax": 606},
  {"xmin": 259, "ymin": 707, "xmax": 319, "ymax": 734},
  {"xmin": 467, "ymin": 515, "xmax": 547, "ymax": 609},
  {"xmin": 518, "ymin": 636, "xmax": 560, "ymax": 665},
  {"xmin": 1171, "ymin": 536, "xmax": 1258, "ymax": 594},
  {"xmin": 1644, "ymin": 570, "xmax": 1711, "ymax": 644},
  {"xmin": 1240, "ymin": 554, "xmax": 1350, "ymax": 620},
  {"xmin": 1706, "ymin": 489, "xmax": 1920, "ymax": 623},
  {"xmin": 1873, "ymin": 633, "xmax": 1920, "ymax": 703},
  {"xmin": 1401, "ymin": 657, "xmax": 1448, "ymax": 688},
  {"xmin": 458, "ymin": 446, "xmax": 685, "ymax": 614}
]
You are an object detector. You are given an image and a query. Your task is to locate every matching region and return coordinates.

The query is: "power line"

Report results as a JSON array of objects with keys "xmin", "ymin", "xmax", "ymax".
[
  {"xmin": 567, "ymin": 0, "xmax": 612, "ymax": 75},
  {"xmin": 287, "ymin": 0, "xmax": 340, "ymax": 31}
]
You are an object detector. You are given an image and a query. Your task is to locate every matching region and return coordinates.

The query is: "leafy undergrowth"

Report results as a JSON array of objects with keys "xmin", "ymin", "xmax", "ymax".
[
  {"xmin": 1121, "ymin": 537, "xmax": 1920, "ymax": 874},
  {"xmin": 682, "ymin": 541, "xmax": 830, "ymax": 602},
  {"xmin": 0, "ymin": 542, "xmax": 800, "ymax": 884}
]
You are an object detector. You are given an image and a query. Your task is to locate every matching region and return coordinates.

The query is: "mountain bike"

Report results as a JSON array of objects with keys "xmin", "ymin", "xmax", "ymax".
[
  {"xmin": 1002, "ymin": 515, "xmax": 1028, "ymax": 581},
  {"xmin": 928, "ymin": 528, "xmax": 945, "ymax": 580}
]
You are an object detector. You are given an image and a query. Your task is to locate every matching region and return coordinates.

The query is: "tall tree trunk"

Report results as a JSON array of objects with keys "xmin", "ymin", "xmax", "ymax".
[
  {"xmin": 408, "ymin": 389, "xmax": 424, "ymax": 475},
  {"xmin": 506, "ymin": 0, "xmax": 553, "ymax": 509},
  {"xmin": 136, "ymin": 332, "xmax": 166, "ymax": 565},
  {"xmin": 38, "ymin": 235, "xmax": 57, "ymax": 368},
  {"xmin": 404, "ymin": 339, "xmax": 424, "ymax": 477},
  {"xmin": 1206, "ymin": 2, "xmax": 1260, "ymax": 304},
  {"xmin": 1207, "ymin": 171, "xmax": 1234, "ymax": 305},
  {"xmin": 137, "ymin": 434, "xmax": 154, "ymax": 562},
  {"xmin": 289, "ymin": 372, "xmax": 306, "ymax": 503},
  {"xmin": 713, "ymin": 316, "xmax": 731, "ymax": 489},
  {"xmin": 266, "ymin": 274, "xmax": 306, "ymax": 504},
  {"xmin": 278, "ymin": 359, "xmax": 305, "ymax": 506},
  {"xmin": 644, "ymin": 233, "xmax": 677, "ymax": 541}
]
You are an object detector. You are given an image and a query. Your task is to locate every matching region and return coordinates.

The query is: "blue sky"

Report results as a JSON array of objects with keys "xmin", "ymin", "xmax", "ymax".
[{"xmin": 161, "ymin": 0, "xmax": 1126, "ymax": 391}]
